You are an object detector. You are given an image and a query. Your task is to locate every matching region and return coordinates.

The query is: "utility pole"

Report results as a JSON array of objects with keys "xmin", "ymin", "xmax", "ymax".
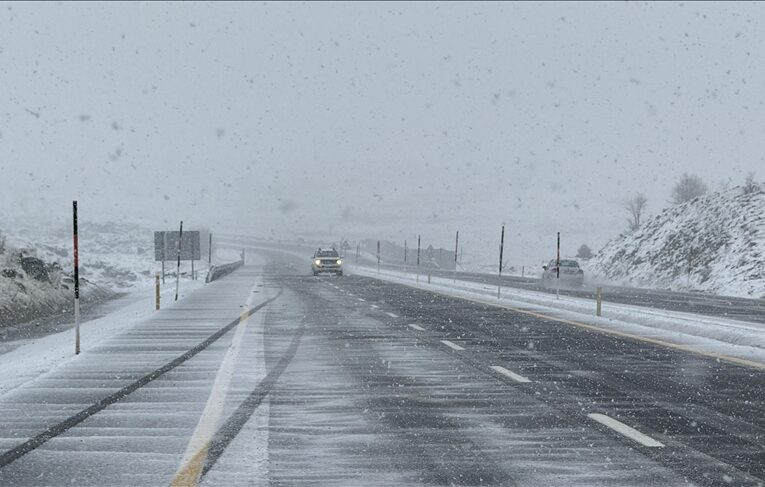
[{"xmin": 498, "ymin": 224, "xmax": 505, "ymax": 299}]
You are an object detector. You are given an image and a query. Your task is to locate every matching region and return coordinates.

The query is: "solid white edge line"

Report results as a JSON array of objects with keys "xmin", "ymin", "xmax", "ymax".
[
  {"xmin": 408, "ymin": 324, "xmax": 425, "ymax": 331},
  {"xmin": 490, "ymin": 365, "xmax": 531, "ymax": 383},
  {"xmin": 441, "ymin": 339, "xmax": 465, "ymax": 351},
  {"xmin": 385, "ymin": 312, "xmax": 399, "ymax": 318},
  {"xmin": 587, "ymin": 413, "xmax": 664, "ymax": 447}
]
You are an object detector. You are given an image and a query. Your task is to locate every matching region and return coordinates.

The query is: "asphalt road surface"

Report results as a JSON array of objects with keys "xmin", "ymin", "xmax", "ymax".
[{"xmin": 0, "ymin": 249, "xmax": 762, "ymax": 486}]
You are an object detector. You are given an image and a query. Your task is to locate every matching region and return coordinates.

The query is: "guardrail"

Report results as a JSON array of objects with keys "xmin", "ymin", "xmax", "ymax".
[{"xmin": 205, "ymin": 259, "xmax": 244, "ymax": 283}]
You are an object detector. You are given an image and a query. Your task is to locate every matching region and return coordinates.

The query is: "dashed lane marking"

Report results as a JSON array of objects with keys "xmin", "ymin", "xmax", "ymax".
[
  {"xmin": 441, "ymin": 340, "xmax": 464, "ymax": 351},
  {"xmin": 370, "ymin": 304, "xmax": 379, "ymax": 309},
  {"xmin": 587, "ymin": 413, "xmax": 664, "ymax": 448},
  {"xmin": 408, "ymin": 324, "xmax": 425, "ymax": 331},
  {"xmin": 385, "ymin": 312, "xmax": 399, "ymax": 318},
  {"xmin": 490, "ymin": 365, "xmax": 531, "ymax": 383}
]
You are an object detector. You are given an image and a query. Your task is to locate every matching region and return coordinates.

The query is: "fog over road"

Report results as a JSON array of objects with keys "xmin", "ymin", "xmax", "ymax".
[{"xmin": 0, "ymin": 249, "xmax": 762, "ymax": 486}]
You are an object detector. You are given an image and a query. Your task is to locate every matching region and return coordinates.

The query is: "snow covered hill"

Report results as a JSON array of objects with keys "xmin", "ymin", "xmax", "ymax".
[{"xmin": 587, "ymin": 183, "xmax": 765, "ymax": 298}]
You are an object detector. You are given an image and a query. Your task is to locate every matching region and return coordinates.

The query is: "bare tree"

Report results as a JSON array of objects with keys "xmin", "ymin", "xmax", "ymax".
[
  {"xmin": 670, "ymin": 173, "xmax": 708, "ymax": 204},
  {"xmin": 624, "ymin": 192, "xmax": 648, "ymax": 231},
  {"xmin": 742, "ymin": 172, "xmax": 758, "ymax": 195},
  {"xmin": 576, "ymin": 244, "xmax": 593, "ymax": 260}
]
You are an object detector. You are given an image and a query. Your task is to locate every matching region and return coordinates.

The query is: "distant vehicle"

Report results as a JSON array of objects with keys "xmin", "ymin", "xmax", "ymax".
[
  {"xmin": 541, "ymin": 259, "xmax": 584, "ymax": 287},
  {"xmin": 312, "ymin": 248, "xmax": 343, "ymax": 276}
]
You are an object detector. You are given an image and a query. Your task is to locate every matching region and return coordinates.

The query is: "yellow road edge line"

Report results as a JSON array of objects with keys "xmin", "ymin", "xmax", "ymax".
[
  {"xmin": 361, "ymin": 270, "xmax": 765, "ymax": 371},
  {"xmin": 170, "ymin": 442, "xmax": 210, "ymax": 487}
]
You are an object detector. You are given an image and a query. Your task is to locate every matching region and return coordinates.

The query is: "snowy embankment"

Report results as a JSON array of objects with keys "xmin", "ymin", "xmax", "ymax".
[
  {"xmin": 587, "ymin": 183, "xmax": 765, "ymax": 298},
  {"xmin": 0, "ymin": 238, "xmax": 112, "ymax": 327},
  {"xmin": 350, "ymin": 264, "xmax": 765, "ymax": 368}
]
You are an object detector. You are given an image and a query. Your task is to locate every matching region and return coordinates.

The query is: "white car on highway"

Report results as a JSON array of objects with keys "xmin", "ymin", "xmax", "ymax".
[{"xmin": 312, "ymin": 248, "xmax": 343, "ymax": 276}]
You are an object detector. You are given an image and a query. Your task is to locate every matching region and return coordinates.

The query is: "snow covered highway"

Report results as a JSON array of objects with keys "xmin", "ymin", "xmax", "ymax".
[{"xmin": 0, "ymin": 249, "xmax": 761, "ymax": 486}]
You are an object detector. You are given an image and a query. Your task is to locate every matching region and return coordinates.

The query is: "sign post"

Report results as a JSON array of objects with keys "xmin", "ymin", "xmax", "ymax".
[
  {"xmin": 73, "ymin": 201, "xmax": 80, "ymax": 355},
  {"xmin": 175, "ymin": 221, "xmax": 183, "ymax": 302},
  {"xmin": 498, "ymin": 224, "xmax": 505, "ymax": 299}
]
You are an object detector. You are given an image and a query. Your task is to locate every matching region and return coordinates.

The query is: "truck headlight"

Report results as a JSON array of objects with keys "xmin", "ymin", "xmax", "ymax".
[
  {"xmin": 336, "ymin": 259, "xmax": 342, "ymax": 265},
  {"xmin": 314, "ymin": 259, "xmax": 321, "ymax": 266}
]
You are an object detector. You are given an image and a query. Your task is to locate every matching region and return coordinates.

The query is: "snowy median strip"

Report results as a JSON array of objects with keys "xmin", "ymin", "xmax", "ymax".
[{"xmin": 349, "ymin": 265, "xmax": 765, "ymax": 369}]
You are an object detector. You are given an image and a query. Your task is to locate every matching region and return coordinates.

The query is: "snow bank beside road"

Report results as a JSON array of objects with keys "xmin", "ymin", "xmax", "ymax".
[
  {"xmin": 350, "ymin": 265, "xmax": 765, "ymax": 368},
  {"xmin": 0, "ymin": 279, "xmax": 205, "ymax": 397}
]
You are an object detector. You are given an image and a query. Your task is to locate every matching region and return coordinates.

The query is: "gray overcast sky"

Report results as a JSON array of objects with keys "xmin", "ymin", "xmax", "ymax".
[{"xmin": 1, "ymin": 2, "xmax": 763, "ymax": 265}]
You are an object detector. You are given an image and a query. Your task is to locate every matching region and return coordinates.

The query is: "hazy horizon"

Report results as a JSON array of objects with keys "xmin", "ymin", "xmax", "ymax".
[{"xmin": 2, "ymin": 2, "xmax": 764, "ymax": 265}]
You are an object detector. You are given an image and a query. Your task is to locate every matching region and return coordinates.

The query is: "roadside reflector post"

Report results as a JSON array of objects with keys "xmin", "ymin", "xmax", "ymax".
[
  {"xmin": 155, "ymin": 274, "xmax": 161, "ymax": 310},
  {"xmin": 376, "ymin": 240, "xmax": 381, "ymax": 274},
  {"xmin": 596, "ymin": 286, "xmax": 602, "ymax": 317},
  {"xmin": 403, "ymin": 239, "xmax": 407, "ymax": 275},
  {"xmin": 416, "ymin": 235, "xmax": 421, "ymax": 283},
  {"xmin": 174, "ymin": 221, "xmax": 183, "ymax": 302},
  {"xmin": 556, "ymin": 231, "xmax": 561, "ymax": 300},
  {"xmin": 428, "ymin": 270, "xmax": 431, "ymax": 284},
  {"xmin": 72, "ymin": 201, "xmax": 80, "ymax": 355},
  {"xmin": 498, "ymin": 224, "xmax": 505, "ymax": 299},
  {"xmin": 208, "ymin": 232, "xmax": 212, "ymax": 265},
  {"xmin": 355, "ymin": 242, "xmax": 360, "ymax": 264},
  {"xmin": 522, "ymin": 266, "xmax": 525, "ymax": 278},
  {"xmin": 453, "ymin": 230, "xmax": 459, "ymax": 285}
]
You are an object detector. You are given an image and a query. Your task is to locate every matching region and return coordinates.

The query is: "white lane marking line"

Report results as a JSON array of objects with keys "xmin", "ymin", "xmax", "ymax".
[
  {"xmin": 441, "ymin": 340, "xmax": 464, "ymax": 351},
  {"xmin": 490, "ymin": 365, "xmax": 531, "ymax": 383},
  {"xmin": 370, "ymin": 304, "xmax": 379, "ymax": 309},
  {"xmin": 587, "ymin": 413, "xmax": 664, "ymax": 447},
  {"xmin": 408, "ymin": 324, "xmax": 425, "ymax": 331},
  {"xmin": 357, "ymin": 298, "xmax": 366, "ymax": 302},
  {"xmin": 385, "ymin": 312, "xmax": 399, "ymax": 318}
]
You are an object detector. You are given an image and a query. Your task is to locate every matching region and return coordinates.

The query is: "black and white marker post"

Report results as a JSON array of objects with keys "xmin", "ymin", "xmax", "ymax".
[
  {"xmin": 72, "ymin": 201, "xmax": 80, "ymax": 355},
  {"xmin": 498, "ymin": 224, "xmax": 505, "ymax": 299},
  {"xmin": 416, "ymin": 235, "xmax": 421, "ymax": 283},
  {"xmin": 376, "ymin": 240, "xmax": 381, "ymax": 274},
  {"xmin": 453, "ymin": 230, "xmax": 459, "ymax": 285},
  {"xmin": 556, "ymin": 231, "xmax": 561, "ymax": 300},
  {"xmin": 174, "ymin": 221, "xmax": 183, "ymax": 302}
]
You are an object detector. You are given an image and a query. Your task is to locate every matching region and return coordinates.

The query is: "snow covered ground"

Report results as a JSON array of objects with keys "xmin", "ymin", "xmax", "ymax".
[
  {"xmin": 0, "ymin": 278, "xmax": 206, "ymax": 397},
  {"xmin": 350, "ymin": 264, "xmax": 765, "ymax": 368}
]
